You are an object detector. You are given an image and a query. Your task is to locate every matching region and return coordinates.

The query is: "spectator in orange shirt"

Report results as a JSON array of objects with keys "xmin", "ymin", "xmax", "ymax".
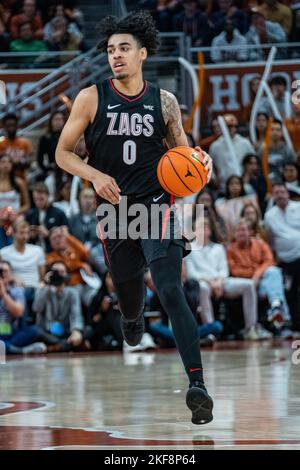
[
  {"xmin": 10, "ymin": 0, "xmax": 43, "ymax": 40},
  {"xmin": 0, "ymin": 113, "xmax": 33, "ymax": 180},
  {"xmin": 227, "ymin": 218, "xmax": 289, "ymax": 323},
  {"xmin": 47, "ymin": 226, "xmax": 98, "ymax": 307}
]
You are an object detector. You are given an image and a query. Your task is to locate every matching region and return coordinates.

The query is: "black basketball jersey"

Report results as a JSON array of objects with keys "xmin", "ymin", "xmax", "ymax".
[{"xmin": 84, "ymin": 78, "xmax": 167, "ymax": 198}]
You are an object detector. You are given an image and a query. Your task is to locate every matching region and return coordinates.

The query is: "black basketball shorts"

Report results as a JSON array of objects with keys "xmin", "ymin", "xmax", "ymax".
[{"xmin": 96, "ymin": 191, "xmax": 190, "ymax": 283}]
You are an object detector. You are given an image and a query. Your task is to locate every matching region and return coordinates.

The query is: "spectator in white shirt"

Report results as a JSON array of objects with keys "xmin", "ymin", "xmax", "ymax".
[
  {"xmin": 0, "ymin": 219, "xmax": 45, "ymax": 288},
  {"xmin": 246, "ymin": 11, "xmax": 287, "ymax": 61},
  {"xmin": 209, "ymin": 114, "xmax": 255, "ymax": 191},
  {"xmin": 185, "ymin": 218, "xmax": 269, "ymax": 340},
  {"xmin": 264, "ymin": 183, "xmax": 300, "ymax": 330},
  {"xmin": 210, "ymin": 19, "xmax": 248, "ymax": 63}
]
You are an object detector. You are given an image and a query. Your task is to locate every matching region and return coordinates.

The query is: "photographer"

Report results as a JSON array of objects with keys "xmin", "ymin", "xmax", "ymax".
[
  {"xmin": 0, "ymin": 260, "xmax": 45, "ymax": 354},
  {"xmin": 87, "ymin": 271, "xmax": 123, "ymax": 351},
  {"xmin": 33, "ymin": 261, "xmax": 87, "ymax": 351}
]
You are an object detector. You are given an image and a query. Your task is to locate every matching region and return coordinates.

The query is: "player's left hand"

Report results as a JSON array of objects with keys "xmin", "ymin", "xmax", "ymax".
[{"xmin": 195, "ymin": 147, "xmax": 213, "ymax": 183}]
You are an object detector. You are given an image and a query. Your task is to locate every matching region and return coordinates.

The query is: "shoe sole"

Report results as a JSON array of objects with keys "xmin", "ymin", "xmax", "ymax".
[{"xmin": 186, "ymin": 387, "xmax": 214, "ymax": 425}]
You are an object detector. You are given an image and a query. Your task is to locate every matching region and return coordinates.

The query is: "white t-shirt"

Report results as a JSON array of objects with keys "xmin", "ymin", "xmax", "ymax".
[
  {"xmin": 264, "ymin": 201, "xmax": 300, "ymax": 262},
  {"xmin": 186, "ymin": 242, "xmax": 229, "ymax": 281},
  {"xmin": 209, "ymin": 134, "xmax": 255, "ymax": 190},
  {"xmin": 0, "ymin": 243, "xmax": 45, "ymax": 287}
]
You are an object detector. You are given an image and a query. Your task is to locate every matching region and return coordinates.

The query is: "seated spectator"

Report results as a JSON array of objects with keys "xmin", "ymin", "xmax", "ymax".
[
  {"xmin": 45, "ymin": 16, "xmax": 84, "ymax": 64},
  {"xmin": 10, "ymin": 21, "xmax": 48, "ymax": 68},
  {"xmin": 243, "ymin": 76, "xmax": 262, "ymax": 123},
  {"xmin": 258, "ymin": 119, "xmax": 296, "ymax": 182},
  {"xmin": 153, "ymin": 0, "xmax": 181, "ymax": 32},
  {"xmin": 242, "ymin": 153, "xmax": 267, "ymax": 212},
  {"xmin": 282, "ymin": 162, "xmax": 300, "ymax": 199},
  {"xmin": 0, "ymin": 154, "xmax": 30, "ymax": 216},
  {"xmin": 53, "ymin": 177, "xmax": 79, "ymax": 218},
  {"xmin": 264, "ymin": 183, "xmax": 300, "ymax": 330},
  {"xmin": 186, "ymin": 218, "xmax": 270, "ymax": 340},
  {"xmin": 33, "ymin": 261, "xmax": 88, "ymax": 352},
  {"xmin": 47, "ymin": 226, "xmax": 98, "ymax": 307},
  {"xmin": 63, "ymin": 0, "xmax": 85, "ymax": 31},
  {"xmin": 210, "ymin": 0, "xmax": 249, "ymax": 35},
  {"xmin": 37, "ymin": 111, "xmax": 67, "ymax": 176},
  {"xmin": 145, "ymin": 267, "xmax": 223, "ymax": 347},
  {"xmin": 86, "ymin": 271, "xmax": 123, "ymax": 351},
  {"xmin": 193, "ymin": 188, "xmax": 228, "ymax": 243},
  {"xmin": 172, "ymin": 0, "xmax": 213, "ymax": 46},
  {"xmin": 0, "ymin": 154, "xmax": 30, "ymax": 248},
  {"xmin": 258, "ymin": 75, "xmax": 288, "ymax": 119},
  {"xmin": 0, "ymin": 220, "xmax": 45, "ymax": 289},
  {"xmin": 227, "ymin": 218, "xmax": 289, "ymax": 324},
  {"xmin": 0, "ymin": 113, "xmax": 33, "ymax": 181},
  {"xmin": 285, "ymin": 103, "xmax": 300, "ymax": 159},
  {"xmin": 199, "ymin": 118, "xmax": 221, "ymax": 153},
  {"xmin": 43, "ymin": 3, "xmax": 83, "ymax": 44},
  {"xmin": 240, "ymin": 202, "xmax": 269, "ymax": 241},
  {"xmin": 69, "ymin": 187, "xmax": 97, "ymax": 249},
  {"xmin": 246, "ymin": 10, "xmax": 287, "ymax": 61},
  {"xmin": 210, "ymin": 19, "xmax": 248, "ymax": 63},
  {"xmin": 26, "ymin": 182, "xmax": 68, "ymax": 252},
  {"xmin": 215, "ymin": 175, "xmax": 259, "ymax": 233},
  {"xmin": 0, "ymin": 260, "xmax": 45, "ymax": 354},
  {"xmin": 209, "ymin": 114, "xmax": 255, "ymax": 191},
  {"xmin": 10, "ymin": 0, "xmax": 43, "ymax": 40},
  {"xmin": 256, "ymin": 0, "xmax": 293, "ymax": 35},
  {"xmin": 253, "ymin": 112, "xmax": 269, "ymax": 152}
]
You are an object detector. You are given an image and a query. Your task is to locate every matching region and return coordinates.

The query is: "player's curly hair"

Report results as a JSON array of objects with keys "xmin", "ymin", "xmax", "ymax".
[{"xmin": 96, "ymin": 10, "xmax": 161, "ymax": 56}]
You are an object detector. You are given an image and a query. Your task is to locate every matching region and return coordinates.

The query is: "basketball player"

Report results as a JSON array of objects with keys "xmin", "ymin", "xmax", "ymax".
[{"xmin": 56, "ymin": 11, "xmax": 213, "ymax": 424}]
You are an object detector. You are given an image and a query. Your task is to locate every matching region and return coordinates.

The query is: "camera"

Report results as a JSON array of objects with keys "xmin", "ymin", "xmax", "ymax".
[{"xmin": 46, "ymin": 270, "xmax": 66, "ymax": 287}]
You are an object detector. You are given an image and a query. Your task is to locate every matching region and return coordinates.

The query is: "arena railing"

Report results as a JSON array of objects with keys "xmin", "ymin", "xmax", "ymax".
[
  {"xmin": 0, "ymin": 33, "xmax": 191, "ymax": 134},
  {"xmin": 0, "ymin": 51, "xmax": 80, "ymax": 70},
  {"xmin": 190, "ymin": 42, "xmax": 300, "ymax": 64}
]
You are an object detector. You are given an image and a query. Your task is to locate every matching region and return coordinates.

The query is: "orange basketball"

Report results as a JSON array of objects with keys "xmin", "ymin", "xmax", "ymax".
[{"xmin": 157, "ymin": 146, "xmax": 208, "ymax": 197}]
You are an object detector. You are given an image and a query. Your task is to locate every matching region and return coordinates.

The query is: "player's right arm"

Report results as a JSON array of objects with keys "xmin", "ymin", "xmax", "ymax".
[{"xmin": 55, "ymin": 86, "xmax": 121, "ymax": 204}]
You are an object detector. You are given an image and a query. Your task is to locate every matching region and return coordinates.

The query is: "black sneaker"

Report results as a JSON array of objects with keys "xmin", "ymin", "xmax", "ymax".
[
  {"xmin": 186, "ymin": 381, "xmax": 213, "ymax": 425},
  {"xmin": 120, "ymin": 314, "xmax": 145, "ymax": 347}
]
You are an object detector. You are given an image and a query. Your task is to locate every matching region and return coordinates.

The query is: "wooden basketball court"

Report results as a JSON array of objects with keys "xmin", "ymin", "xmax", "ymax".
[{"xmin": 0, "ymin": 340, "xmax": 299, "ymax": 450}]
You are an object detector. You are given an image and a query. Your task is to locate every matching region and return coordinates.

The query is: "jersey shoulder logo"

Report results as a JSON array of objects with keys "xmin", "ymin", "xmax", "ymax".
[{"xmin": 143, "ymin": 104, "xmax": 154, "ymax": 111}]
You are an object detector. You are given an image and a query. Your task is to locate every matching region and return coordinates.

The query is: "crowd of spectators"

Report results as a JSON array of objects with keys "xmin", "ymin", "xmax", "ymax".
[
  {"xmin": 0, "ymin": 0, "xmax": 300, "ymax": 355},
  {"xmin": 0, "ymin": 0, "xmax": 86, "ymax": 67},
  {"xmin": 0, "ymin": 81, "xmax": 300, "ymax": 354},
  {"xmin": 2, "ymin": 1, "xmax": 300, "ymax": 67},
  {"xmin": 138, "ymin": 0, "xmax": 300, "ymax": 61}
]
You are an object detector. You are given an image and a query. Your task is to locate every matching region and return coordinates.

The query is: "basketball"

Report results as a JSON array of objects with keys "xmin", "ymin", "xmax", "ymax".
[{"xmin": 157, "ymin": 146, "xmax": 208, "ymax": 197}]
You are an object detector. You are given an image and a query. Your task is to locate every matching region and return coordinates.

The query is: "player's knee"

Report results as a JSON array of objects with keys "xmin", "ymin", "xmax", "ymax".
[{"xmin": 157, "ymin": 281, "xmax": 180, "ymax": 308}]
